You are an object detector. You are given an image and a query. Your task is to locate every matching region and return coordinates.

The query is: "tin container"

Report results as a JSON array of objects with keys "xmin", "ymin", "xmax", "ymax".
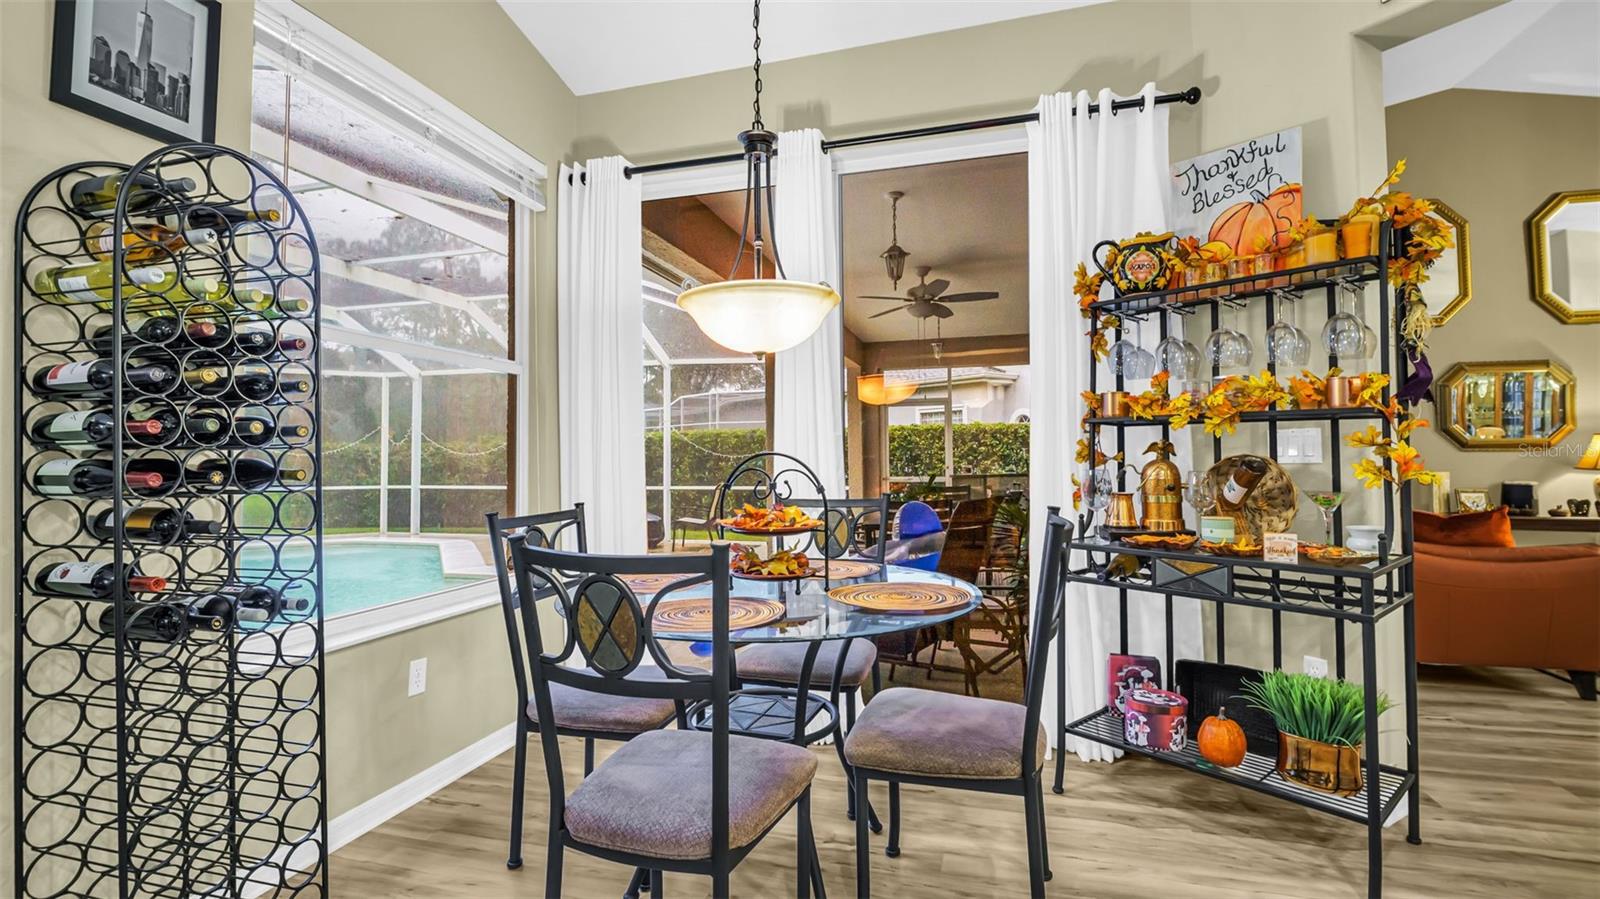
[
  {"xmin": 1124, "ymin": 687, "xmax": 1189, "ymax": 752},
  {"xmin": 1200, "ymin": 515, "xmax": 1236, "ymax": 542},
  {"xmin": 1325, "ymin": 375, "xmax": 1366, "ymax": 408},
  {"xmin": 1099, "ymin": 391, "xmax": 1132, "ymax": 418}
]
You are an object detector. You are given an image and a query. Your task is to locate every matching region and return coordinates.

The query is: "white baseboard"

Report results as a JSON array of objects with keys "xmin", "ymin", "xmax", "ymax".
[{"xmin": 241, "ymin": 720, "xmax": 517, "ymax": 897}]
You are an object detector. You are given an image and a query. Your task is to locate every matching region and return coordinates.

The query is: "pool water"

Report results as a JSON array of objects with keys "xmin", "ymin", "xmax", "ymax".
[{"xmin": 239, "ymin": 542, "xmax": 485, "ymax": 617}]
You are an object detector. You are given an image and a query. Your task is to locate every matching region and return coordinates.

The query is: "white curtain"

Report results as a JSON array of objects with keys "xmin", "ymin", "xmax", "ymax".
[
  {"xmin": 771, "ymin": 128, "xmax": 846, "ymax": 498},
  {"xmin": 557, "ymin": 157, "xmax": 646, "ymax": 552},
  {"xmin": 1028, "ymin": 85, "xmax": 1202, "ymax": 763}
]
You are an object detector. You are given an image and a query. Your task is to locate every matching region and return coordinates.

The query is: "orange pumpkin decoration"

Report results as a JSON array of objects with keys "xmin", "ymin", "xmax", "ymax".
[
  {"xmin": 1197, "ymin": 709, "xmax": 1248, "ymax": 768},
  {"xmin": 1207, "ymin": 183, "xmax": 1303, "ymax": 256}
]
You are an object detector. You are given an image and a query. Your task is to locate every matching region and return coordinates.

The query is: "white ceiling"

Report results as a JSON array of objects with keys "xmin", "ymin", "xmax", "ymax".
[
  {"xmin": 498, "ymin": 0, "xmax": 1103, "ymax": 96},
  {"xmin": 1382, "ymin": 0, "xmax": 1600, "ymax": 106},
  {"xmin": 839, "ymin": 154, "xmax": 1028, "ymax": 344}
]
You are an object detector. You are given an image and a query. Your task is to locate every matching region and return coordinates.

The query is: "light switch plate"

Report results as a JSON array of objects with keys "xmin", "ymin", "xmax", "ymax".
[
  {"xmin": 1278, "ymin": 428, "xmax": 1323, "ymax": 464},
  {"xmin": 408, "ymin": 658, "xmax": 427, "ymax": 696}
]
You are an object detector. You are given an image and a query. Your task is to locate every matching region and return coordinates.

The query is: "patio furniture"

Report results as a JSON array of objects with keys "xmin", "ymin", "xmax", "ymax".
[
  {"xmin": 845, "ymin": 512, "xmax": 1071, "ymax": 899},
  {"xmin": 876, "ymin": 500, "xmax": 945, "ymax": 681},
  {"xmin": 737, "ymin": 496, "xmax": 891, "ymax": 821},
  {"xmin": 485, "ymin": 508, "xmax": 683, "ymax": 878},
  {"xmin": 672, "ymin": 483, "xmax": 725, "ymax": 550},
  {"xmin": 509, "ymin": 540, "xmax": 822, "ymax": 899}
]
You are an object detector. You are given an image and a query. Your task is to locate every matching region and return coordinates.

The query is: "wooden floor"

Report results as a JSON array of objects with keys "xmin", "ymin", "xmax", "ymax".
[{"xmin": 329, "ymin": 666, "xmax": 1600, "ymax": 898}]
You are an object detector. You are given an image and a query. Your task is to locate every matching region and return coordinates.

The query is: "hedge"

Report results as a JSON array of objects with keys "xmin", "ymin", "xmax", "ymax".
[{"xmin": 888, "ymin": 422, "xmax": 1029, "ymax": 477}]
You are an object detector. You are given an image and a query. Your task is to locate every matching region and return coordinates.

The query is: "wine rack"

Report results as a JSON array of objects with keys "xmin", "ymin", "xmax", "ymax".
[{"xmin": 14, "ymin": 144, "xmax": 327, "ymax": 897}]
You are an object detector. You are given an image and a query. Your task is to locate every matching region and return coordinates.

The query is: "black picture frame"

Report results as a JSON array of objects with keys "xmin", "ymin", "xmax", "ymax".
[{"xmin": 49, "ymin": 0, "xmax": 221, "ymax": 145}]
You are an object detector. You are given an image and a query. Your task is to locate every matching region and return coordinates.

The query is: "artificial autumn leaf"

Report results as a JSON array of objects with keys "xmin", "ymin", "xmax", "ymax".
[
  {"xmin": 1396, "ymin": 415, "xmax": 1429, "ymax": 440},
  {"xmin": 1346, "ymin": 425, "xmax": 1387, "ymax": 449},
  {"xmin": 1352, "ymin": 458, "xmax": 1394, "ymax": 490}
]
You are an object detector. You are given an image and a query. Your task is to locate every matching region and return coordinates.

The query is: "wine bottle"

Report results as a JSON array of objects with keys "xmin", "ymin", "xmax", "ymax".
[
  {"xmin": 31, "ymin": 259, "xmax": 220, "ymax": 312},
  {"xmin": 188, "ymin": 363, "xmax": 309, "ymax": 401},
  {"xmin": 29, "ymin": 409, "xmax": 163, "ymax": 449},
  {"xmin": 31, "ymin": 459, "xmax": 164, "ymax": 497},
  {"xmin": 88, "ymin": 506, "xmax": 222, "ymax": 543},
  {"xmin": 124, "ymin": 457, "xmax": 226, "ymax": 490},
  {"xmin": 178, "ymin": 409, "xmax": 230, "ymax": 441},
  {"xmin": 1215, "ymin": 456, "xmax": 1270, "ymax": 532},
  {"xmin": 233, "ymin": 326, "xmax": 309, "ymax": 356},
  {"xmin": 89, "ymin": 318, "xmax": 223, "ymax": 353},
  {"xmin": 31, "ymin": 359, "xmax": 176, "ymax": 396},
  {"xmin": 187, "ymin": 584, "xmax": 304, "ymax": 625},
  {"xmin": 92, "ymin": 601, "xmax": 223, "ymax": 643},
  {"xmin": 85, "ymin": 221, "xmax": 219, "ymax": 263},
  {"xmin": 159, "ymin": 205, "xmax": 281, "ymax": 231},
  {"xmin": 190, "ymin": 457, "xmax": 309, "ymax": 490},
  {"xmin": 33, "ymin": 560, "xmax": 166, "ymax": 599},
  {"xmin": 69, "ymin": 172, "xmax": 196, "ymax": 217}
]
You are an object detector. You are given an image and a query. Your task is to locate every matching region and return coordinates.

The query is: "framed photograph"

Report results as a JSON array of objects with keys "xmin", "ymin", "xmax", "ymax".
[
  {"xmin": 50, "ymin": 0, "xmax": 220, "ymax": 144},
  {"xmin": 1453, "ymin": 488, "xmax": 1491, "ymax": 514}
]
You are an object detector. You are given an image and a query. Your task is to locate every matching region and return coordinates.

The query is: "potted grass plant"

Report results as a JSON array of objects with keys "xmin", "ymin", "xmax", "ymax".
[{"xmin": 1243, "ymin": 671, "xmax": 1392, "ymax": 796}]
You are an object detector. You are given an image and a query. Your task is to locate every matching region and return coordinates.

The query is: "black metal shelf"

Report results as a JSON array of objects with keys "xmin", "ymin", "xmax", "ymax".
[
  {"xmin": 1090, "ymin": 255, "xmax": 1383, "ymax": 315},
  {"xmin": 1088, "ymin": 405, "xmax": 1384, "ymax": 428},
  {"xmin": 1064, "ymin": 707, "xmax": 1412, "ymax": 826}
]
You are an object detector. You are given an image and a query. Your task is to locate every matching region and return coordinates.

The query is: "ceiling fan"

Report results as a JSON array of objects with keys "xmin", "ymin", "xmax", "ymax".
[{"xmin": 860, "ymin": 265, "xmax": 1000, "ymax": 319}]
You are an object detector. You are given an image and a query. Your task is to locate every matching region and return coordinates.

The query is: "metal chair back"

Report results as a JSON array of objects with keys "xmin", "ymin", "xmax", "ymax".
[
  {"xmin": 1020, "ymin": 511, "xmax": 1072, "ymax": 774},
  {"xmin": 486, "ymin": 506, "xmax": 589, "ymax": 714}
]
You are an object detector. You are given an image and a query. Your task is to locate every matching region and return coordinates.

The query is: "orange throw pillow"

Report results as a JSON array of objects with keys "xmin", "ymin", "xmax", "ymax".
[{"xmin": 1413, "ymin": 506, "xmax": 1515, "ymax": 548}]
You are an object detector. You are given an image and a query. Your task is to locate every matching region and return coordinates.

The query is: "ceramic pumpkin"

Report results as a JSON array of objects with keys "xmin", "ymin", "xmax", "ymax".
[
  {"xmin": 1197, "ymin": 708, "xmax": 1248, "ymax": 767},
  {"xmin": 1207, "ymin": 183, "xmax": 1303, "ymax": 256}
]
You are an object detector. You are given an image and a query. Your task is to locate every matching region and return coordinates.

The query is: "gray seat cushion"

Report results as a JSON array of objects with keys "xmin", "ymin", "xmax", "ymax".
[
  {"xmin": 844, "ymin": 687, "xmax": 1044, "ymax": 780},
  {"xmin": 563, "ymin": 729, "xmax": 817, "ymax": 860},
  {"xmin": 526, "ymin": 680, "xmax": 677, "ymax": 735},
  {"xmin": 737, "ymin": 639, "xmax": 877, "ymax": 688}
]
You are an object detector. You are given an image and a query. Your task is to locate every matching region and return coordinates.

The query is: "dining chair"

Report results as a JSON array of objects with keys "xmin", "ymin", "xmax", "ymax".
[
  {"xmin": 510, "ymin": 539, "xmax": 822, "ymax": 899},
  {"xmin": 487, "ymin": 508, "xmax": 683, "ymax": 879},
  {"xmin": 736, "ymin": 496, "xmax": 890, "ymax": 822},
  {"xmin": 844, "ymin": 511, "xmax": 1071, "ymax": 899},
  {"xmin": 931, "ymin": 497, "xmax": 999, "ymax": 696}
]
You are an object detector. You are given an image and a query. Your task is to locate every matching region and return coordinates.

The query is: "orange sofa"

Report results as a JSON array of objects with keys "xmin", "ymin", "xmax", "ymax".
[{"xmin": 1414, "ymin": 541, "xmax": 1600, "ymax": 699}]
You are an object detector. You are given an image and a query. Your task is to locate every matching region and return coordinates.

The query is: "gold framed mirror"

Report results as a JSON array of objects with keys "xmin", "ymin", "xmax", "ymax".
[
  {"xmin": 1422, "ymin": 199, "xmax": 1470, "ymax": 326},
  {"xmin": 1528, "ymin": 189, "xmax": 1600, "ymax": 324},
  {"xmin": 1436, "ymin": 359, "xmax": 1576, "ymax": 450}
]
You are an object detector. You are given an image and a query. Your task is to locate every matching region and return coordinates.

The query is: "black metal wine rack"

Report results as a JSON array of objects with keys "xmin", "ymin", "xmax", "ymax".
[{"xmin": 13, "ymin": 144, "xmax": 328, "ymax": 897}]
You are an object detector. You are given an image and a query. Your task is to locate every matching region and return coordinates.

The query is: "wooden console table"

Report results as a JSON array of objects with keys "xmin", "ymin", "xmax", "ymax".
[{"xmin": 1509, "ymin": 515, "xmax": 1600, "ymax": 533}]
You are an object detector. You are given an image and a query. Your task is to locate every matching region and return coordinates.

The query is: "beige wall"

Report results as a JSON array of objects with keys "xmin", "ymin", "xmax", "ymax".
[
  {"xmin": 1, "ymin": 1, "xmax": 575, "ymax": 890},
  {"xmin": 1386, "ymin": 89, "xmax": 1600, "ymax": 527}
]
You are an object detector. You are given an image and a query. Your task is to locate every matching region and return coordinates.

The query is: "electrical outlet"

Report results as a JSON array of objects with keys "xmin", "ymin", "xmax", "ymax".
[
  {"xmin": 407, "ymin": 658, "xmax": 428, "ymax": 696},
  {"xmin": 1303, "ymin": 655, "xmax": 1329, "ymax": 679}
]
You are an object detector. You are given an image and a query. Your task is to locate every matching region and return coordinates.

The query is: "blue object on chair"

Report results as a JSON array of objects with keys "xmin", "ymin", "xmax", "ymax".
[{"xmin": 887, "ymin": 500, "xmax": 945, "ymax": 571}]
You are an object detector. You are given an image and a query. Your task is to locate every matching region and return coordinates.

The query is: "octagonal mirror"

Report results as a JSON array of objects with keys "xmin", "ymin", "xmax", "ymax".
[
  {"xmin": 1528, "ymin": 190, "xmax": 1600, "ymax": 324},
  {"xmin": 1422, "ymin": 199, "xmax": 1470, "ymax": 326},
  {"xmin": 1437, "ymin": 359, "xmax": 1576, "ymax": 450}
]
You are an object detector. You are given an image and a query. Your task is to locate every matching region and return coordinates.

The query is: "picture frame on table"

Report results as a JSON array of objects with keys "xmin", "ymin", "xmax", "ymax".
[
  {"xmin": 50, "ymin": 0, "xmax": 221, "ymax": 144},
  {"xmin": 1453, "ymin": 487, "xmax": 1492, "ymax": 514}
]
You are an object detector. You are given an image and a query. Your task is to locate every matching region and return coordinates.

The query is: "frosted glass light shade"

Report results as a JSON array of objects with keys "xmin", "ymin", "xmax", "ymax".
[
  {"xmin": 857, "ymin": 373, "xmax": 916, "ymax": 406},
  {"xmin": 675, "ymin": 279, "xmax": 840, "ymax": 354}
]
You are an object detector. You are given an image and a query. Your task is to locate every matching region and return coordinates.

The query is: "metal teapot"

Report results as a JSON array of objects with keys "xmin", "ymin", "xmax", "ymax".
[
  {"xmin": 1138, "ymin": 440, "xmax": 1185, "ymax": 532},
  {"xmin": 1093, "ymin": 231, "xmax": 1177, "ymax": 296}
]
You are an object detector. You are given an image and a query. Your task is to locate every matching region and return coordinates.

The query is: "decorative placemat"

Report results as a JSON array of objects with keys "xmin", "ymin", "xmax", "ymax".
[
  {"xmin": 651, "ymin": 597, "xmax": 787, "ymax": 633},
  {"xmin": 827, "ymin": 582, "xmax": 972, "ymax": 614},
  {"xmin": 806, "ymin": 560, "xmax": 882, "ymax": 580},
  {"xmin": 618, "ymin": 573, "xmax": 689, "ymax": 594}
]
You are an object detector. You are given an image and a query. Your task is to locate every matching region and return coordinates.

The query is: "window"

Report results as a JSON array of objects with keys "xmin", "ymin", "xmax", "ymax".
[
  {"xmin": 250, "ymin": 15, "xmax": 534, "ymax": 620},
  {"xmin": 918, "ymin": 406, "xmax": 967, "ymax": 425}
]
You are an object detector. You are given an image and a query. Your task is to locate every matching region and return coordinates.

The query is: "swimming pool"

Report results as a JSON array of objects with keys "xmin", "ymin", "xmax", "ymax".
[{"xmin": 239, "ymin": 541, "xmax": 488, "ymax": 617}]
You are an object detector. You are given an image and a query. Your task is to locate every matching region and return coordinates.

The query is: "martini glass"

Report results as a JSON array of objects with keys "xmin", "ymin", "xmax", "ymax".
[{"xmin": 1303, "ymin": 489, "xmax": 1345, "ymax": 546}]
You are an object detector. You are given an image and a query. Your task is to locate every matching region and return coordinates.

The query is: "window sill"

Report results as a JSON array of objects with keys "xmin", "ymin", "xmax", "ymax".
[{"xmin": 247, "ymin": 579, "xmax": 503, "ymax": 662}]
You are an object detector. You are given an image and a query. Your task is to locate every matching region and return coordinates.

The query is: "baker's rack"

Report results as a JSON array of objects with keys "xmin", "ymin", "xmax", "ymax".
[
  {"xmin": 1053, "ymin": 221, "xmax": 1421, "ymax": 899},
  {"xmin": 13, "ymin": 143, "xmax": 328, "ymax": 897}
]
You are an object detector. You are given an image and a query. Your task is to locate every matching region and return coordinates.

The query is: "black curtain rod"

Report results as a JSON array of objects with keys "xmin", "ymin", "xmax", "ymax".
[{"xmin": 613, "ymin": 86, "xmax": 1200, "ymax": 180}]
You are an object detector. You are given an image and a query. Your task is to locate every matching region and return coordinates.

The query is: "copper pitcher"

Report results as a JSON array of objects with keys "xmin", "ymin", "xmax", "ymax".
[{"xmin": 1106, "ymin": 492, "xmax": 1140, "ymax": 529}]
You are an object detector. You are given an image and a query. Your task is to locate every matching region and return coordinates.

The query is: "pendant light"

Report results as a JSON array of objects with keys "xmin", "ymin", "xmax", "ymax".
[
  {"xmin": 857, "ymin": 373, "xmax": 916, "ymax": 406},
  {"xmin": 881, "ymin": 190, "xmax": 909, "ymax": 290},
  {"xmin": 674, "ymin": 0, "xmax": 840, "ymax": 355}
]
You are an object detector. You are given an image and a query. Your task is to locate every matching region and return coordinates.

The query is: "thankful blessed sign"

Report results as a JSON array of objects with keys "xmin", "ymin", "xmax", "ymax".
[{"xmin": 1170, "ymin": 127, "xmax": 1303, "ymax": 243}]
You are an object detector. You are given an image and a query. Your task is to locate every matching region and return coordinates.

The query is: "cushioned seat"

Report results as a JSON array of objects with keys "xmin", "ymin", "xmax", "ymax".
[
  {"xmin": 563, "ymin": 729, "xmax": 817, "ymax": 860},
  {"xmin": 737, "ymin": 639, "xmax": 878, "ymax": 688},
  {"xmin": 843, "ymin": 687, "xmax": 1044, "ymax": 780},
  {"xmin": 525, "ymin": 680, "xmax": 677, "ymax": 735}
]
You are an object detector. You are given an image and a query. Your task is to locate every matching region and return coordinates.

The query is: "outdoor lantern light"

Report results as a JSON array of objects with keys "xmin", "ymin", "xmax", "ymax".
[
  {"xmin": 675, "ymin": 0, "xmax": 839, "ymax": 355},
  {"xmin": 857, "ymin": 373, "xmax": 916, "ymax": 406},
  {"xmin": 880, "ymin": 190, "xmax": 909, "ymax": 290}
]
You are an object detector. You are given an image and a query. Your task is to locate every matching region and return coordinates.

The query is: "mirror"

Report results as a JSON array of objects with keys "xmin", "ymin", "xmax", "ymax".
[
  {"xmin": 1528, "ymin": 190, "xmax": 1600, "ymax": 324},
  {"xmin": 1437, "ymin": 359, "xmax": 1576, "ymax": 450},
  {"xmin": 1422, "ymin": 199, "xmax": 1470, "ymax": 326}
]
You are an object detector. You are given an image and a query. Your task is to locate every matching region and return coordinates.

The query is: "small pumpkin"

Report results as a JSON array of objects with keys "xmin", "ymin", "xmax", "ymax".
[
  {"xmin": 1207, "ymin": 183, "xmax": 1303, "ymax": 256},
  {"xmin": 1197, "ymin": 708, "xmax": 1248, "ymax": 768}
]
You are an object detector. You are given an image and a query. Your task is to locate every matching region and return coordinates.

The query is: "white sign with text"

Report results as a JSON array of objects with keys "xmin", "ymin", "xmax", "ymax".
[{"xmin": 1170, "ymin": 128, "xmax": 1303, "ymax": 243}]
